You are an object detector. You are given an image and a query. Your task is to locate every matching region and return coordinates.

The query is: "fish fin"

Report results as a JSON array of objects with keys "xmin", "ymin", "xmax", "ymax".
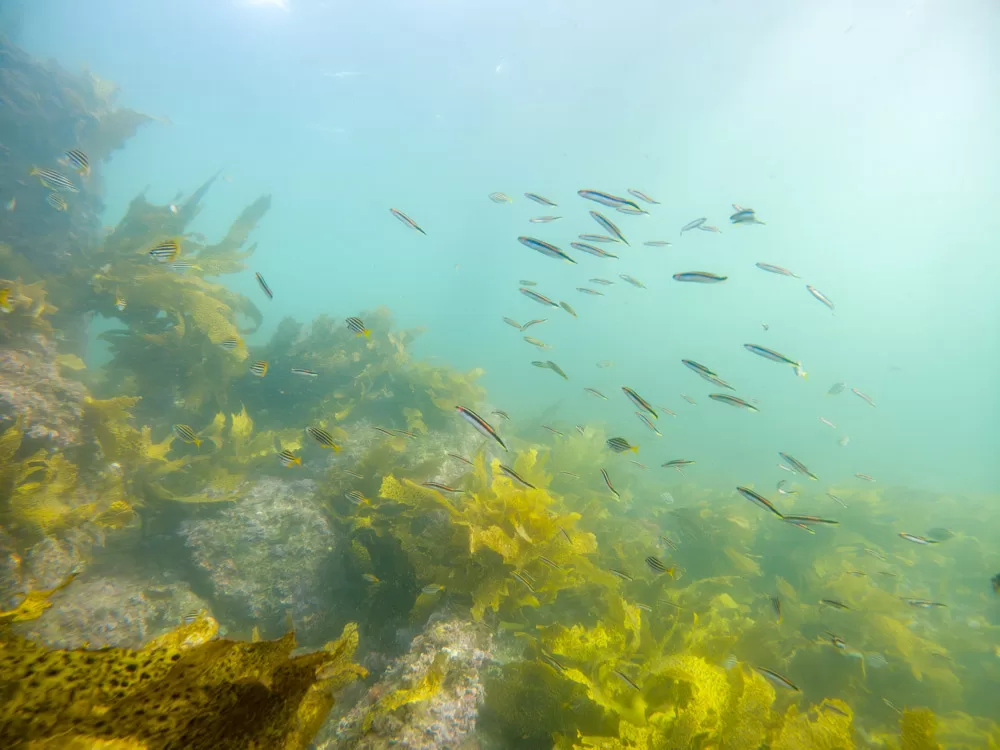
[
  {"xmin": 364, "ymin": 330, "xmax": 371, "ymax": 338},
  {"xmin": 193, "ymin": 437, "xmax": 202, "ymax": 447},
  {"xmin": 332, "ymin": 445, "xmax": 342, "ymax": 453},
  {"xmin": 630, "ymin": 446, "xmax": 639, "ymax": 453}
]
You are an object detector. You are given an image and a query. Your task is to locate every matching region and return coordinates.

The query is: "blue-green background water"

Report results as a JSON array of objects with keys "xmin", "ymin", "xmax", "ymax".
[{"xmin": 10, "ymin": 0, "xmax": 1000, "ymax": 493}]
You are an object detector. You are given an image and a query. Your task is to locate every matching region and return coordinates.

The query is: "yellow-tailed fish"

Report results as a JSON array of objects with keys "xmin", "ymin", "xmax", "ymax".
[
  {"xmin": 172, "ymin": 424, "xmax": 201, "ymax": 446},
  {"xmin": 307, "ymin": 426, "xmax": 341, "ymax": 451},
  {"xmin": 62, "ymin": 148, "xmax": 90, "ymax": 175},
  {"xmin": 249, "ymin": 360, "xmax": 268, "ymax": 377},
  {"xmin": 278, "ymin": 449, "xmax": 302, "ymax": 467},
  {"xmin": 346, "ymin": 316, "xmax": 370, "ymax": 337},
  {"xmin": 149, "ymin": 238, "xmax": 181, "ymax": 263},
  {"xmin": 30, "ymin": 167, "xmax": 77, "ymax": 192},
  {"xmin": 46, "ymin": 192, "xmax": 68, "ymax": 211},
  {"xmin": 606, "ymin": 437, "xmax": 638, "ymax": 454}
]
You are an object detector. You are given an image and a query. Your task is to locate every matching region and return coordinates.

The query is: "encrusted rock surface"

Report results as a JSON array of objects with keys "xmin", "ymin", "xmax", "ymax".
[
  {"xmin": 177, "ymin": 477, "xmax": 341, "ymax": 643},
  {"xmin": 318, "ymin": 616, "xmax": 493, "ymax": 750}
]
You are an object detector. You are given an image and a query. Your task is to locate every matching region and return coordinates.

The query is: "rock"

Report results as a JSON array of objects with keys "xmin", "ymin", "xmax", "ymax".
[
  {"xmin": 12, "ymin": 573, "xmax": 210, "ymax": 650},
  {"xmin": 319, "ymin": 616, "xmax": 493, "ymax": 750},
  {"xmin": 177, "ymin": 477, "xmax": 342, "ymax": 644}
]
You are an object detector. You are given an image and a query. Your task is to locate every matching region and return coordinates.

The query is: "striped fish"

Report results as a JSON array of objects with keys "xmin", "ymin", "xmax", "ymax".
[
  {"xmin": 46, "ymin": 192, "xmax": 68, "ymax": 211},
  {"xmin": 456, "ymin": 405, "xmax": 508, "ymax": 451},
  {"xmin": 525, "ymin": 192, "xmax": 557, "ymax": 206},
  {"xmin": 577, "ymin": 189, "xmax": 640, "ymax": 211},
  {"xmin": 736, "ymin": 486, "xmax": 784, "ymax": 518},
  {"xmin": 172, "ymin": 424, "xmax": 201, "ymax": 446},
  {"xmin": 584, "ymin": 387, "xmax": 607, "ymax": 400},
  {"xmin": 149, "ymin": 239, "xmax": 181, "ymax": 263},
  {"xmin": 756, "ymin": 262, "xmax": 799, "ymax": 278},
  {"xmin": 389, "ymin": 207, "xmax": 426, "ymax": 234},
  {"xmin": 662, "ymin": 459, "xmax": 695, "ymax": 469},
  {"xmin": 710, "ymin": 393, "xmax": 759, "ymax": 411},
  {"xmin": 421, "ymin": 482, "xmax": 464, "ymax": 494},
  {"xmin": 682, "ymin": 359, "xmax": 734, "ymax": 390},
  {"xmin": 499, "ymin": 464, "xmax": 536, "ymax": 489},
  {"xmin": 30, "ymin": 167, "xmax": 77, "ymax": 192},
  {"xmin": 635, "ymin": 412, "xmax": 661, "ymax": 436},
  {"xmin": 601, "ymin": 468, "xmax": 621, "ymax": 500},
  {"xmin": 622, "ymin": 386, "xmax": 657, "ymax": 419},
  {"xmin": 645, "ymin": 555, "xmax": 669, "ymax": 574},
  {"xmin": 680, "ymin": 218, "xmax": 706, "ymax": 234},
  {"xmin": 744, "ymin": 344, "xmax": 805, "ymax": 377},
  {"xmin": 778, "ymin": 452, "xmax": 818, "ymax": 480},
  {"xmin": 608, "ymin": 568, "xmax": 633, "ymax": 582},
  {"xmin": 291, "ymin": 368, "xmax": 319, "ymax": 377},
  {"xmin": 278, "ymin": 449, "xmax": 302, "ymax": 467},
  {"xmin": 754, "ymin": 666, "xmax": 799, "ymax": 691},
  {"xmin": 63, "ymin": 148, "xmax": 90, "ymax": 176},
  {"xmin": 521, "ymin": 318, "xmax": 547, "ymax": 330},
  {"xmin": 520, "ymin": 288, "xmax": 559, "ymax": 307},
  {"xmin": 306, "ymin": 426, "xmax": 341, "ymax": 451},
  {"xmin": 589, "ymin": 210, "xmax": 629, "ymax": 245},
  {"xmin": 346, "ymin": 316, "xmax": 370, "ymax": 337},
  {"xmin": 613, "ymin": 669, "xmax": 641, "ymax": 691},
  {"xmin": 518, "ymin": 236, "xmax": 576, "ymax": 263},
  {"xmin": 783, "ymin": 515, "xmax": 838, "ymax": 526},
  {"xmin": 220, "ymin": 338, "xmax": 241, "ymax": 350},
  {"xmin": 578, "ymin": 234, "xmax": 619, "ymax": 243},
  {"xmin": 570, "ymin": 241, "xmax": 619, "ymax": 258},
  {"xmin": 627, "ymin": 188, "xmax": 659, "ymax": 204},
  {"xmin": 673, "ymin": 271, "xmax": 727, "ymax": 283},
  {"xmin": 577, "ymin": 287, "xmax": 603, "ymax": 296},
  {"xmin": 249, "ymin": 360, "xmax": 268, "ymax": 377},
  {"xmin": 488, "ymin": 192, "xmax": 512, "ymax": 203},
  {"xmin": 528, "ymin": 216, "xmax": 562, "ymax": 223},
  {"xmin": 898, "ymin": 532, "xmax": 938, "ymax": 545},
  {"xmin": 255, "ymin": 272, "xmax": 273, "ymax": 299}
]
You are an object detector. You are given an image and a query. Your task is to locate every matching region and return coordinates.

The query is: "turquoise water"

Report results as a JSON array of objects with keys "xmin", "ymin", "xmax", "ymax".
[{"xmin": 18, "ymin": 0, "xmax": 1000, "ymax": 493}]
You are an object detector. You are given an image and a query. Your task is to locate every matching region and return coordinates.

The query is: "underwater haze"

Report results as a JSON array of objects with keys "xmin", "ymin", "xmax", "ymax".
[{"xmin": 2, "ymin": 0, "xmax": 1000, "ymax": 748}]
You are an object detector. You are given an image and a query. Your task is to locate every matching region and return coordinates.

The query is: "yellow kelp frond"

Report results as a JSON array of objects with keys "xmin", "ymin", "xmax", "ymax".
[
  {"xmin": 83, "ymin": 395, "xmax": 143, "ymax": 465},
  {"xmin": 0, "ymin": 616, "xmax": 362, "ymax": 748},
  {"xmin": 719, "ymin": 667, "xmax": 776, "ymax": 750},
  {"xmin": 0, "ymin": 416, "xmax": 24, "ymax": 489},
  {"xmin": 7, "ymin": 452, "xmax": 95, "ymax": 538},
  {"xmin": 230, "ymin": 404, "xmax": 254, "ymax": 442},
  {"xmin": 92, "ymin": 499, "xmax": 137, "ymax": 529},
  {"xmin": 647, "ymin": 654, "xmax": 730, "ymax": 746},
  {"xmin": 362, "ymin": 653, "xmax": 446, "ymax": 732},
  {"xmin": 542, "ymin": 622, "xmax": 627, "ymax": 664},
  {"xmin": 0, "ymin": 572, "xmax": 77, "ymax": 624},
  {"xmin": 772, "ymin": 701, "xmax": 855, "ymax": 750},
  {"xmin": 0, "ymin": 278, "xmax": 56, "ymax": 336},
  {"xmin": 899, "ymin": 708, "xmax": 941, "ymax": 750}
]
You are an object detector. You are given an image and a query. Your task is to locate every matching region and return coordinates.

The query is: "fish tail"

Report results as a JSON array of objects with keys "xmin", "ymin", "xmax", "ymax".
[
  {"xmin": 332, "ymin": 445, "xmax": 342, "ymax": 452},
  {"xmin": 364, "ymin": 330, "xmax": 371, "ymax": 337},
  {"xmin": 193, "ymin": 437, "xmax": 202, "ymax": 447},
  {"xmin": 630, "ymin": 446, "xmax": 639, "ymax": 453}
]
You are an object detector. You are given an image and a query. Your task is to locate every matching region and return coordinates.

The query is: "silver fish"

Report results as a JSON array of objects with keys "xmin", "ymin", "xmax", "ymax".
[
  {"xmin": 525, "ymin": 192, "xmax": 557, "ymax": 206},
  {"xmin": 389, "ymin": 207, "xmax": 426, "ymax": 234},
  {"xmin": 643, "ymin": 240, "xmax": 672, "ymax": 247},
  {"xmin": 778, "ymin": 452, "xmax": 818, "ymax": 480},
  {"xmin": 627, "ymin": 188, "xmax": 660, "ymax": 204},
  {"xmin": 680, "ymin": 217, "xmax": 706, "ymax": 234},
  {"xmin": 529, "ymin": 215, "xmax": 562, "ymax": 223},
  {"xmin": 578, "ymin": 234, "xmax": 619, "ymax": 243},
  {"xmin": 673, "ymin": 271, "xmax": 727, "ymax": 283},
  {"xmin": 589, "ymin": 210, "xmax": 629, "ymax": 245},
  {"xmin": 570, "ymin": 242, "xmax": 619, "ymax": 258},
  {"xmin": 682, "ymin": 359, "xmax": 734, "ymax": 390},
  {"xmin": 806, "ymin": 284, "xmax": 835, "ymax": 311},
  {"xmin": 755, "ymin": 262, "xmax": 799, "ymax": 278},
  {"xmin": 577, "ymin": 189, "xmax": 640, "ymax": 211},
  {"xmin": 709, "ymin": 393, "xmax": 758, "ymax": 411},
  {"xmin": 619, "ymin": 274, "xmax": 645, "ymax": 288},
  {"xmin": 520, "ymin": 288, "xmax": 559, "ymax": 307},
  {"xmin": 518, "ymin": 236, "xmax": 576, "ymax": 263},
  {"xmin": 851, "ymin": 388, "xmax": 875, "ymax": 407}
]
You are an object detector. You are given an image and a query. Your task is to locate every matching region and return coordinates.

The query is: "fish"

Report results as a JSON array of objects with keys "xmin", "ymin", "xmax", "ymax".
[
  {"xmin": 643, "ymin": 240, "xmax": 671, "ymax": 247},
  {"xmin": 627, "ymin": 188, "xmax": 659, "ymax": 204},
  {"xmin": 570, "ymin": 242, "xmax": 619, "ymax": 259},
  {"xmin": 821, "ymin": 702, "xmax": 850, "ymax": 719},
  {"xmin": 589, "ymin": 210, "xmax": 629, "ymax": 245},
  {"xmin": 761, "ymin": 323, "xmax": 769, "ymax": 331},
  {"xmin": 511, "ymin": 571, "xmax": 535, "ymax": 592},
  {"xmin": 778, "ymin": 453, "xmax": 818, "ymax": 481},
  {"xmin": 254, "ymin": 272, "xmax": 273, "ymax": 299},
  {"xmin": 680, "ymin": 218, "xmax": 706, "ymax": 234},
  {"xmin": 823, "ymin": 631, "xmax": 847, "ymax": 650},
  {"xmin": 601, "ymin": 468, "xmax": 621, "ymax": 500},
  {"xmin": 249, "ymin": 360, "xmax": 268, "ymax": 377},
  {"xmin": 558, "ymin": 471, "xmax": 579, "ymax": 479},
  {"xmin": 523, "ymin": 336, "xmax": 550, "ymax": 349},
  {"xmin": 542, "ymin": 425, "xmax": 565, "ymax": 437},
  {"xmin": 632, "ymin": 460, "xmax": 649, "ymax": 469},
  {"xmin": 820, "ymin": 599, "xmax": 851, "ymax": 610},
  {"xmin": 619, "ymin": 274, "xmax": 645, "ymax": 288},
  {"xmin": 528, "ymin": 216, "xmax": 562, "ymax": 223},
  {"xmin": 422, "ymin": 584, "xmax": 445, "ymax": 594},
  {"xmin": 46, "ymin": 192, "xmax": 68, "ymax": 211},
  {"xmin": 532, "ymin": 360, "xmax": 568, "ymax": 379},
  {"xmin": 755, "ymin": 262, "xmax": 799, "ymax": 277},
  {"xmin": 622, "ymin": 387, "xmax": 657, "ymax": 419},
  {"xmin": 394, "ymin": 429, "xmax": 418, "ymax": 440},
  {"xmin": 645, "ymin": 556, "xmax": 673, "ymax": 575},
  {"xmin": 615, "ymin": 204, "xmax": 648, "ymax": 215},
  {"xmin": 520, "ymin": 288, "xmax": 559, "ymax": 307},
  {"xmin": 575, "ymin": 425, "xmax": 586, "ymax": 435},
  {"xmin": 499, "ymin": 464, "xmax": 536, "ymax": 489},
  {"xmin": 149, "ymin": 239, "xmax": 181, "ymax": 263},
  {"xmin": 753, "ymin": 666, "xmax": 799, "ymax": 691},
  {"xmin": 806, "ymin": 285, "xmax": 835, "ymax": 311},
  {"xmin": 820, "ymin": 417, "xmax": 836, "ymax": 429},
  {"xmin": 456, "ymin": 406, "xmax": 508, "ymax": 451},
  {"xmin": 306, "ymin": 426, "xmax": 341, "ymax": 451},
  {"xmin": 855, "ymin": 473, "xmax": 876, "ymax": 482},
  {"xmin": 521, "ymin": 319, "xmax": 547, "ymax": 330},
  {"xmin": 578, "ymin": 234, "xmax": 619, "ymax": 243},
  {"xmin": 682, "ymin": 360, "xmax": 734, "ymax": 390},
  {"xmin": 883, "ymin": 698, "xmax": 904, "ymax": 714},
  {"xmin": 851, "ymin": 388, "xmax": 875, "ymax": 407},
  {"xmin": 680, "ymin": 394, "xmax": 697, "ymax": 405},
  {"xmin": 635, "ymin": 603, "xmax": 653, "ymax": 612},
  {"xmin": 291, "ymin": 368, "xmax": 319, "ymax": 377},
  {"xmin": 4, "ymin": 198, "xmax": 13, "ymax": 211},
  {"xmin": 709, "ymin": 394, "xmax": 759, "ymax": 411},
  {"xmin": 613, "ymin": 670, "xmax": 641, "ymax": 691},
  {"xmin": 525, "ymin": 192, "xmax": 557, "ymax": 206},
  {"xmin": 577, "ymin": 189, "xmax": 640, "ymax": 210},
  {"xmin": 447, "ymin": 452, "xmax": 473, "ymax": 466},
  {"xmin": 421, "ymin": 482, "xmax": 464, "ymax": 494},
  {"xmin": 538, "ymin": 556, "xmax": 562, "ymax": 570},
  {"xmin": 346, "ymin": 316, "xmax": 370, "ymax": 337},
  {"xmin": 736, "ymin": 486, "xmax": 784, "ymax": 518},
  {"xmin": 898, "ymin": 532, "xmax": 939, "ymax": 545},
  {"xmin": 827, "ymin": 492, "xmax": 847, "ymax": 508},
  {"xmin": 635, "ymin": 412, "xmax": 661, "ymax": 436},
  {"xmin": 770, "ymin": 595, "xmax": 782, "ymax": 622},
  {"xmin": 62, "ymin": 148, "xmax": 90, "ymax": 175},
  {"xmin": 722, "ymin": 655, "xmax": 739, "ymax": 670},
  {"xmin": 181, "ymin": 609, "xmax": 204, "ymax": 624},
  {"xmin": 30, "ymin": 167, "xmax": 77, "ymax": 192},
  {"xmin": 776, "ymin": 480, "xmax": 797, "ymax": 496},
  {"xmin": 559, "ymin": 301, "xmax": 577, "ymax": 317},
  {"xmin": 346, "ymin": 490, "xmax": 367, "ymax": 505},
  {"xmin": 539, "ymin": 651, "xmax": 566, "ymax": 673},
  {"xmin": 114, "ymin": 293, "xmax": 126, "ymax": 312},
  {"xmin": 697, "ymin": 224, "xmax": 721, "ymax": 233},
  {"xmin": 589, "ymin": 278, "xmax": 615, "ymax": 285},
  {"xmin": 278, "ymin": 449, "xmax": 302, "ymax": 467},
  {"xmin": 371, "ymin": 426, "xmax": 396, "ymax": 437},
  {"xmin": 662, "ymin": 459, "xmax": 695, "ymax": 469},
  {"xmin": 172, "ymin": 424, "xmax": 201, "ymax": 446},
  {"xmin": 492, "ymin": 410, "xmax": 510, "ymax": 421},
  {"xmin": 864, "ymin": 547, "xmax": 888, "ymax": 562},
  {"xmin": 518, "ymin": 236, "xmax": 576, "ymax": 263},
  {"xmin": 991, "ymin": 573, "xmax": 1000, "ymax": 594},
  {"xmin": 744, "ymin": 344, "xmax": 806, "ymax": 377},
  {"xmin": 342, "ymin": 470, "xmax": 364, "ymax": 479},
  {"xmin": 606, "ymin": 437, "xmax": 638, "ymax": 454},
  {"xmin": 519, "ymin": 280, "xmax": 537, "ymax": 286},
  {"xmin": 584, "ymin": 387, "xmax": 607, "ymax": 399},
  {"xmin": 169, "ymin": 261, "xmax": 198, "ymax": 272},
  {"xmin": 783, "ymin": 515, "xmax": 839, "ymax": 526},
  {"xmin": 576, "ymin": 288, "xmax": 604, "ymax": 296},
  {"xmin": 730, "ymin": 208, "xmax": 764, "ymax": 225},
  {"xmin": 389, "ymin": 207, "xmax": 426, "ymax": 234},
  {"xmin": 220, "ymin": 337, "xmax": 241, "ymax": 351},
  {"xmin": 597, "ymin": 360, "xmax": 614, "ymax": 368},
  {"xmin": 901, "ymin": 598, "xmax": 947, "ymax": 609},
  {"xmin": 608, "ymin": 568, "xmax": 633, "ymax": 582},
  {"xmin": 828, "ymin": 382, "xmax": 847, "ymax": 395},
  {"xmin": 488, "ymin": 192, "xmax": 511, "ymax": 203},
  {"xmin": 361, "ymin": 573, "xmax": 380, "ymax": 583},
  {"xmin": 672, "ymin": 271, "xmax": 727, "ymax": 283}
]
